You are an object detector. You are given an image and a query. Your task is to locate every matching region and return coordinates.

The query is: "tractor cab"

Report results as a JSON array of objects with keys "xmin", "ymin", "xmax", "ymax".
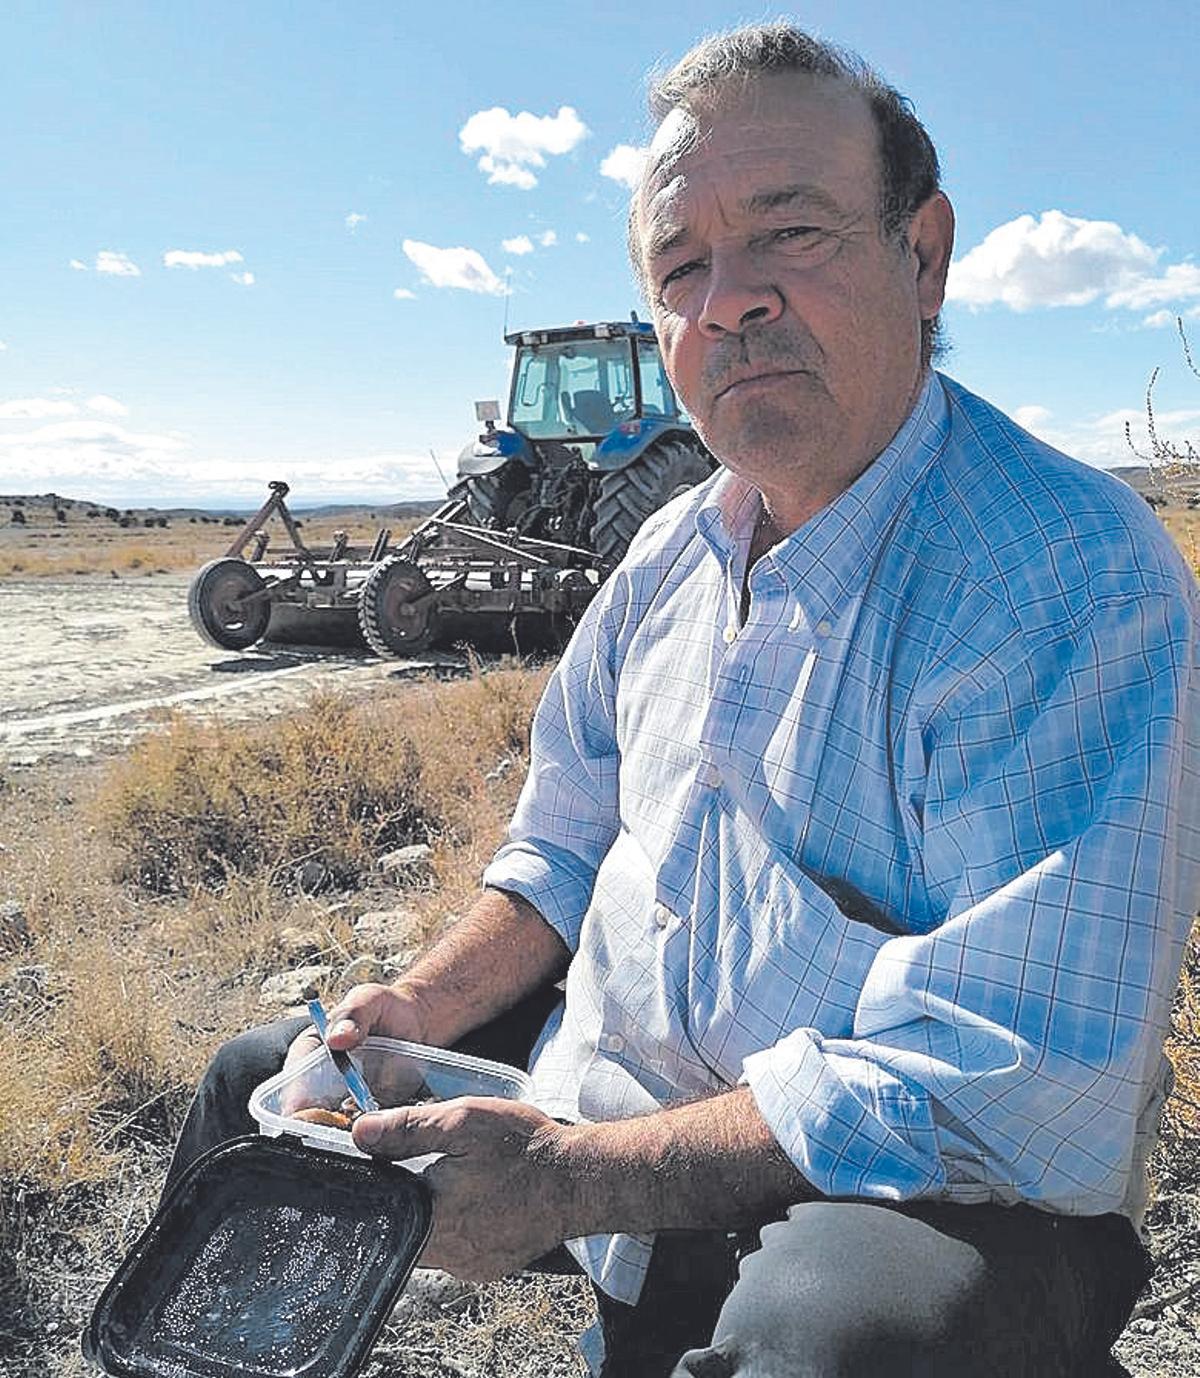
[{"xmin": 506, "ymin": 322, "xmax": 682, "ymax": 443}]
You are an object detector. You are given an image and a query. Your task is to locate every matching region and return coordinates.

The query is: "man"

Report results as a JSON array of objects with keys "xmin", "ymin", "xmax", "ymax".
[{"xmin": 169, "ymin": 24, "xmax": 1199, "ymax": 1377}]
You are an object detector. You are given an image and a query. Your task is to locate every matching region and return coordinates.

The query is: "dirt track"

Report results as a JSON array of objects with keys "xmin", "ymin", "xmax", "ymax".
[{"xmin": 0, "ymin": 576, "xmax": 447, "ymax": 763}]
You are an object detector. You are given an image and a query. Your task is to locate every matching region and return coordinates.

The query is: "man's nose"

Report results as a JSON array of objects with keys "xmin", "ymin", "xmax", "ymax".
[{"xmin": 698, "ymin": 255, "xmax": 784, "ymax": 337}]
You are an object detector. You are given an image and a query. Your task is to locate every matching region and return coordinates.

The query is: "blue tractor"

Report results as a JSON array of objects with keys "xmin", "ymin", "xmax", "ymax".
[
  {"xmin": 187, "ymin": 319, "xmax": 715, "ymax": 658},
  {"xmin": 450, "ymin": 317, "xmax": 715, "ymax": 566}
]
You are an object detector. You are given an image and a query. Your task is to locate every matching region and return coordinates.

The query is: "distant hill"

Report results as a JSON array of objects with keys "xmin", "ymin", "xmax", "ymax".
[
  {"xmin": 1107, "ymin": 465, "xmax": 1200, "ymax": 507},
  {"xmin": 0, "ymin": 492, "xmax": 443, "ymax": 521}
]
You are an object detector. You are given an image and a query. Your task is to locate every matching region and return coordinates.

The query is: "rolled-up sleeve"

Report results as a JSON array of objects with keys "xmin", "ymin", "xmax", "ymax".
[{"xmin": 743, "ymin": 589, "xmax": 1200, "ymax": 1211}]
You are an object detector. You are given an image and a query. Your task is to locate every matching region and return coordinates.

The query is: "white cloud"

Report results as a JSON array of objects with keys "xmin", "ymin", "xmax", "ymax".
[
  {"xmin": 402, "ymin": 239, "xmax": 507, "ymax": 295},
  {"xmin": 947, "ymin": 211, "xmax": 1200, "ymax": 318},
  {"xmin": 87, "ymin": 394, "xmax": 129, "ymax": 418},
  {"xmin": 600, "ymin": 144, "xmax": 649, "ymax": 190},
  {"xmin": 459, "ymin": 105, "xmax": 588, "ymax": 189},
  {"xmin": 1106, "ymin": 262, "xmax": 1200, "ymax": 311},
  {"xmin": 1001, "ymin": 400, "xmax": 1200, "ymax": 468},
  {"xmin": 230, "ymin": 271, "xmax": 255, "ymax": 286},
  {"xmin": 0, "ymin": 418, "xmax": 446, "ymax": 505},
  {"xmin": 575, "ymin": 231, "xmax": 590, "ymax": 243},
  {"xmin": 94, "ymin": 251, "xmax": 141, "ymax": 277},
  {"xmin": 502, "ymin": 235, "xmax": 534, "ymax": 255},
  {"xmin": 345, "ymin": 212, "xmax": 367, "ymax": 231},
  {"xmin": 393, "ymin": 288, "xmax": 416, "ymax": 300},
  {"xmin": 1013, "ymin": 405, "xmax": 1052, "ymax": 431},
  {"xmin": 1143, "ymin": 306, "xmax": 1200, "ymax": 328},
  {"xmin": 163, "ymin": 249, "xmax": 244, "ymax": 270},
  {"xmin": 0, "ymin": 420, "xmax": 187, "ymax": 501},
  {"xmin": 69, "ymin": 258, "xmax": 88, "ymax": 271},
  {"xmin": 538, "ymin": 229, "xmax": 557, "ymax": 248},
  {"xmin": 480, "ymin": 161, "xmax": 538, "ymax": 191},
  {"xmin": 0, "ymin": 397, "xmax": 80, "ymax": 420}
]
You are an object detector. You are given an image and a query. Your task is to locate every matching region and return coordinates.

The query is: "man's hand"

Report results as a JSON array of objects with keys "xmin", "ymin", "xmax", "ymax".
[
  {"xmin": 352, "ymin": 1096, "xmax": 568, "ymax": 1280},
  {"xmin": 283, "ymin": 980, "xmax": 429, "ymax": 1071}
]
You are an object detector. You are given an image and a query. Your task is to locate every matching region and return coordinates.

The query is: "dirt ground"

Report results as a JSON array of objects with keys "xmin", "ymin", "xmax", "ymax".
[{"xmin": 0, "ymin": 576, "xmax": 452, "ymax": 766}]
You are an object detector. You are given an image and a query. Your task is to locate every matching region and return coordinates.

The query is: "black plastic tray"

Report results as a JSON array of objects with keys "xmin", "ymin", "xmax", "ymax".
[{"xmin": 84, "ymin": 1135, "xmax": 433, "ymax": 1378}]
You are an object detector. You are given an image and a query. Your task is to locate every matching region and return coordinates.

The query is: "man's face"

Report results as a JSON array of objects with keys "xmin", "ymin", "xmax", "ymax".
[{"xmin": 636, "ymin": 73, "xmax": 953, "ymax": 524}]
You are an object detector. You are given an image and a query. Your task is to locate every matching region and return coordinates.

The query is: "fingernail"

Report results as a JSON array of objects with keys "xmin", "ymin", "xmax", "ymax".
[
  {"xmin": 356, "ymin": 1115, "xmax": 382, "ymax": 1146},
  {"xmin": 331, "ymin": 1019, "xmax": 355, "ymax": 1039}
]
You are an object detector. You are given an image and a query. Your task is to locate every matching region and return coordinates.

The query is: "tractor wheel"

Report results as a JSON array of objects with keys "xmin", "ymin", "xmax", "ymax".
[
  {"xmin": 188, "ymin": 558, "xmax": 271, "ymax": 650},
  {"xmin": 452, "ymin": 464, "xmax": 531, "ymax": 529},
  {"xmin": 591, "ymin": 437, "xmax": 715, "ymax": 565},
  {"xmin": 358, "ymin": 557, "xmax": 438, "ymax": 657}
]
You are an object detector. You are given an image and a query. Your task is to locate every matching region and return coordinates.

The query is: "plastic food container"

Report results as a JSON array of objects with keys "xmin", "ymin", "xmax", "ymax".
[
  {"xmin": 249, "ymin": 1036, "xmax": 535, "ymax": 1158},
  {"xmin": 84, "ymin": 1135, "xmax": 432, "ymax": 1378}
]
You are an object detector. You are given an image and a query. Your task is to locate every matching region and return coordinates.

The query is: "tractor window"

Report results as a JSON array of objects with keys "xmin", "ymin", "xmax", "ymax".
[
  {"xmin": 509, "ymin": 339, "xmax": 637, "ymax": 438},
  {"xmin": 511, "ymin": 353, "xmax": 556, "ymax": 434},
  {"xmin": 636, "ymin": 338, "xmax": 681, "ymax": 418}
]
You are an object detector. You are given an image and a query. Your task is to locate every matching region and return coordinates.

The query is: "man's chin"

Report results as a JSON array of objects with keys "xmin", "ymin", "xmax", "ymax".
[{"xmin": 698, "ymin": 397, "xmax": 837, "ymax": 468}]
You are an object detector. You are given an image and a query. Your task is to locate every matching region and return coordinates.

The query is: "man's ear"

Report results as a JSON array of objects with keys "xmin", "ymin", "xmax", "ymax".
[{"xmin": 910, "ymin": 192, "xmax": 955, "ymax": 321}]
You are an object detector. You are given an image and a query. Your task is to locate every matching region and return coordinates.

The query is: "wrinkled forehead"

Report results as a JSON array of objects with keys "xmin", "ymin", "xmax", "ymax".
[
  {"xmin": 639, "ymin": 73, "xmax": 870, "ymax": 201},
  {"xmin": 635, "ymin": 73, "xmax": 879, "ymax": 239}
]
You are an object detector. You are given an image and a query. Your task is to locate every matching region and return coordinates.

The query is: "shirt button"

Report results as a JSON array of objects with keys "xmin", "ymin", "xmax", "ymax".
[
  {"xmin": 722, "ymin": 625, "xmax": 738, "ymax": 645},
  {"xmin": 815, "ymin": 619, "xmax": 833, "ymax": 637},
  {"xmin": 653, "ymin": 902, "xmax": 673, "ymax": 928},
  {"xmin": 600, "ymin": 1033, "xmax": 625, "ymax": 1054}
]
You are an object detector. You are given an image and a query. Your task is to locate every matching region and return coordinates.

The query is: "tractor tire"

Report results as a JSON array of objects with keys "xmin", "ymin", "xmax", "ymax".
[
  {"xmin": 358, "ymin": 556, "xmax": 439, "ymax": 657},
  {"xmin": 188, "ymin": 557, "xmax": 271, "ymax": 650},
  {"xmin": 453, "ymin": 463, "xmax": 531, "ymax": 529},
  {"xmin": 591, "ymin": 437, "xmax": 715, "ymax": 565}
]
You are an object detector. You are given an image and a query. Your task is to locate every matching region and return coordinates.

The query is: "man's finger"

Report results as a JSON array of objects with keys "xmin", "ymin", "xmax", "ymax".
[
  {"xmin": 351, "ymin": 1102, "xmax": 450, "ymax": 1157},
  {"xmin": 324, "ymin": 983, "xmax": 389, "ymax": 1049}
]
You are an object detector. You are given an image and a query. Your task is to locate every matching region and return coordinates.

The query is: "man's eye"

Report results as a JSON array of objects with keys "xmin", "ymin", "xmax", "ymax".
[
  {"xmin": 659, "ymin": 259, "xmax": 704, "ymax": 291},
  {"xmin": 773, "ymin": 226, "xmax": 824, "ymax": 245}
]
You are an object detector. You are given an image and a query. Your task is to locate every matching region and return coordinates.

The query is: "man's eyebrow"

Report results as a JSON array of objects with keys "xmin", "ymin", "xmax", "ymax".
[
  {"xmin": 742, "ymin": 184, "xmax": 844, "ymax": 218},
  {"xmin": 645, "ymin": 222, "xmax": 691, "ymax": 264}
]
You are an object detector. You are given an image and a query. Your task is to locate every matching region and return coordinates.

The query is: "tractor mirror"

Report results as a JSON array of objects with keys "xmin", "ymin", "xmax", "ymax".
[{"xmin": 475, "ymin": 399, "xmax": 501, "ymax": 423}]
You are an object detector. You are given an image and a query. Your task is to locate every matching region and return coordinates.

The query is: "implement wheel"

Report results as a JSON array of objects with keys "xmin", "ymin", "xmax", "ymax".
[
  {"xmin": 188, "ymin": 558, "xmax": 271, "ymax": 650},
  {"xmin": 591, "ymin": 437, "xmax": 714, "ymax": 565},
  {"xmin": 358, "ymin": 557, "xmax": 438, "ymax": 657}
]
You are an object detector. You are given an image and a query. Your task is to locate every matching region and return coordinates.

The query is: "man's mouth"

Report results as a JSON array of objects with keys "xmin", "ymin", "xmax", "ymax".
[{"xmin": 713, "ymin": 368, "xmax": 811, "ymax": 401}]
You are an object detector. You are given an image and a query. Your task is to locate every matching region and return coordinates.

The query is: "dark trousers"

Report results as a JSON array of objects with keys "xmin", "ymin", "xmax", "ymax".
[{"xmin": 165, "ymin": 994, "xmax": 1151, "ymax": 1377}]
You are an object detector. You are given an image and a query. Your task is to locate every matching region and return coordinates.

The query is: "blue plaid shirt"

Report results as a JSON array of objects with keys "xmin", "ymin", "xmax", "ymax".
[{"xmin": 483, "ymin": 373, "xmax": 1200, "ymax": 1303}]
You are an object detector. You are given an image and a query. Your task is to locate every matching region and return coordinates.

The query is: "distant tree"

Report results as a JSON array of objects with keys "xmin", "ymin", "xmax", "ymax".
[
  {"xmin": 54, "ymin": 507, "xmax": 67, "ymax": 524},
  {"xmin": 10, "ymin": 509, "xmax": 25, "ymax": 525}
]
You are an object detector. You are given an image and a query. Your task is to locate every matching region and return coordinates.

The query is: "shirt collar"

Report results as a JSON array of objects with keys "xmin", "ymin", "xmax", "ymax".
[{"xmin": 696, "ymin": 372, "xmax": 950, "ymax": 628}]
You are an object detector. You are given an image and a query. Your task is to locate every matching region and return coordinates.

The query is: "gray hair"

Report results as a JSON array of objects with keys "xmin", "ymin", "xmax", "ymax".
[{"xmin": 633, "ymin": 22, "xmax": 947, "ymax": 362}]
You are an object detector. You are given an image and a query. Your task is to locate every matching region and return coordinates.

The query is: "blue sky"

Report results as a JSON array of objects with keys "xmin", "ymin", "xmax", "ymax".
[{"xmin": 2, "ymin": 0, "xmax": 1198, "ymax": 507}]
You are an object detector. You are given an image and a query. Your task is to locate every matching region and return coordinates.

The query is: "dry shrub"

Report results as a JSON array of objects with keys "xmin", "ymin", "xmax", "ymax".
[
  {"xmin": 0, "ymin": 929, "xmax": 187, "ymax": 1181},
  {"xmin": 93, "ymin": 693, "xmax": 430, "ymax": 892},
  {"xmin": 1164, "ymin": 922, "xmax": 1200, "ymax": 1140},
  {"xmin": 92, "ymin": 668, "xmax": 548, "ymax": 897}
]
